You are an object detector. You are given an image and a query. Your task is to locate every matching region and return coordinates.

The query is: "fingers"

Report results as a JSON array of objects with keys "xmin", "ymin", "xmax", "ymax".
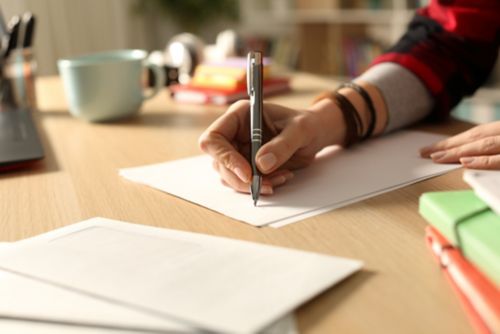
[
  {"xmin": 428, "ymin": 136, "xmax": 500, "ymax": 163},
  {"xmin": 420, "ymin": 121, "xmax": 500, "ymax": 157},
  {"xmin": 256, "ymin": 116, "xmax": 311, "ymax": 174},
  {"xmin": 214, "ymin": 162, "xmax": 273, "ymax": 194},
  {"xmin": 199, "ymin": 100, "xmax": 252, "ymax": 183},
  {"xmin": 201, "ymin": 100, "xmax": 307, "ymax": 192},
  {"xmin": 266, "ymin": 169, "xmax": 295, "ymax": 187},
  {"xmin": 461, "ymin": 155, "xmax": 500, "ymax": 170},
  {"xmin": 213, "ymin": 161, "xmax": 294, "ymax": 194},
  {"xmin": 422, "ymin": 133, "xmax": 500, "ymax": 170}
]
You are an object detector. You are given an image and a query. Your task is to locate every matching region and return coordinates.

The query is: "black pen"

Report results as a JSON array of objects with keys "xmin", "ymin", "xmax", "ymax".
[
  {"xmin": 4, "ymin": 15, "xmax": 20, "ymax": 58},
  {"xmin": 21, "ymin": 12, "xmax": 35, "ymax": 48},
  {"xmin": 247, "ymin": 51, "xmax": 263, "ymax": 206}
]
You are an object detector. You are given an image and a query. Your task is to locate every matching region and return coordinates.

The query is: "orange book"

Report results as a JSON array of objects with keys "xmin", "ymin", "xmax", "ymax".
[
  {"xmin": 425, "ymin": 226, "xmax": 500, "ymax": 334},
  {"xmin": 169, "ymin": 77, "xmax": 290, "ymax": 106},
  {"xmin": 191, "ymin": 61, "xmax": 271, "ymax": 90}
]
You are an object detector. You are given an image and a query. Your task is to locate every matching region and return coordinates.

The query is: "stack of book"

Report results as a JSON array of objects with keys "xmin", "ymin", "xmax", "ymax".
[
  {"xmin": 419, "ymin": 172, "xmax": 500, "ymax": 334},
  {"xmin": 169, "ymin": 58, "xmax": 290, "ymax": 106}
]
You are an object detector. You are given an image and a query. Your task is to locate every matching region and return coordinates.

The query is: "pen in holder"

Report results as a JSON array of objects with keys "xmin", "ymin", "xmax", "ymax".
[{"xmin": 1, "ymin": 47, "xmax": 37, "ymax": 109}]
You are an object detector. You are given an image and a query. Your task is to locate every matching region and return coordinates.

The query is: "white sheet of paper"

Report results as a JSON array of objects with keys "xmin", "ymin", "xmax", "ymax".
[
  {"xmin": 120, "ymin": 130, "xmax": 460, "ymax": 227},
  {"xmin": 0, "ymin": 218, "xmax": 360, "ymax": 333}
]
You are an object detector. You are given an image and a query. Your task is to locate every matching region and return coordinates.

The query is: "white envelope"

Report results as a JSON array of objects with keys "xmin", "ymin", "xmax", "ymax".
[{"xmin": 0, "ymin": 218, "xmax": 361, "ymax": 333}]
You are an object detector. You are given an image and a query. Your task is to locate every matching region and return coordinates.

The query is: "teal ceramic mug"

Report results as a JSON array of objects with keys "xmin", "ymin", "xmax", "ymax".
[{"xmin": 58, "ymin": 49, "xmax": 165, "ymax": 122}]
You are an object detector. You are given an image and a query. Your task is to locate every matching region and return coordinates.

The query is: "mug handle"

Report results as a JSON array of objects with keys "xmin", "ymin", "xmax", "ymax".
[{"xmin": 143, "ymin": 62, "xmax": 166, "ymax": 100}]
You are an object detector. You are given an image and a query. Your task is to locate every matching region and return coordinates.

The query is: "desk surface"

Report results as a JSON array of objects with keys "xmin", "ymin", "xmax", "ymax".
[{"xmin": 1, "ymin": 74, "xmax": 475, "ymax": 333}]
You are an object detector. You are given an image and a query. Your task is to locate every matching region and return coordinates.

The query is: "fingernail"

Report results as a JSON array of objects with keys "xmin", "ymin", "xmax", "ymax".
[
  {"xmin": 261, "ymin": 184, "xmax": 273, "ymax": 195},
  {"xmin": 270, "ymin": 175, "xmax": 286, "ymax": 187},
  {"xmin": 460, "ymin": 157, "xmax": 475, "ymax": 165},
  {"xmin": 420, "ymin": 147, "xmax": 431, "ymax": 157},
  {"xmin": 234, "ymin": 167, "xmax": 249, "ymax": 183},
  {"xmin": 430, "ymin": 151, "xmax": 446, "ymax": 160},
  {"xmin": 257, "ymin": 153, "xmax": 277, "ymax": 172},
  {"xmin": 420, "ymin": 145, "xmax": 432, "ymax": 153}
]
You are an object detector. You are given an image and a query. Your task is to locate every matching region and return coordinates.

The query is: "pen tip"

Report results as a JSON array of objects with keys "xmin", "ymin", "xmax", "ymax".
[{"xmin": 253, "ymin": 199, "xmax": 257, "ymax": 207}]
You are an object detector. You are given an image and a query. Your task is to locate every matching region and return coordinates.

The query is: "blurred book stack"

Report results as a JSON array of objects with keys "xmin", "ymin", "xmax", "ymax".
[
  {"xmin": 419, "ymin": 173, "xmax": 500, "ymax": 334},
  {"xmin": 169, "ymin": 58, "xmax": 290, "ymax": 106}
]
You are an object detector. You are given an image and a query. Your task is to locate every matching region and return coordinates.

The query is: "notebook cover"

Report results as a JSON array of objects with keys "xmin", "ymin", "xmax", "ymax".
[
  {"xmin": 426, "ymin": 226, "xmax": 500, "ymax": 333},
  {"xmin": 419, "ymin": 190, "xmax": 500, "ymax": 288},
  {"xmin": 464, "ymin": 170, "xmax": 500, "ymax": 216}
]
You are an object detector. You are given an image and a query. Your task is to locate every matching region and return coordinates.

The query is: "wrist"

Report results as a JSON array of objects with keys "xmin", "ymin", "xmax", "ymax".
[
  {"xmin": 340, "ymin": 81, "xmax": 388, "ymax": 136},
  {"xmin": 307, "ymin": 98, "xmax": 347, "ymax": 147}
]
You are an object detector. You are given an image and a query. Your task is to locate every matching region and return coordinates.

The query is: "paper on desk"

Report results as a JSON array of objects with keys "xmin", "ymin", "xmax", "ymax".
[
  {"xmin": 0, "ymin": 217, "xmax": 360, "ymax": 334},
  {"xmin": 120, "ymin": 130, "xmax": 460, "ymax": 228}
]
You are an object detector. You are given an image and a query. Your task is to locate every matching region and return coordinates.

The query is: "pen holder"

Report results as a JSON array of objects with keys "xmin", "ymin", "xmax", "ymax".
[{"xmin": 0, "ymin": 48, "xmax": 37, "ymax": 110}]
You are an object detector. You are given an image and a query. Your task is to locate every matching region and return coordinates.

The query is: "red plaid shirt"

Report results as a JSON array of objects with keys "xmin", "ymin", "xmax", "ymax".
[{"xmin": 372, "ymin": 0, "xmax": 500, "ymax": 120}]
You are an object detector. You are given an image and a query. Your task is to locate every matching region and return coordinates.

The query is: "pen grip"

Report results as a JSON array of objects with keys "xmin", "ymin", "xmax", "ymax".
[{"xmin": 251, "ymin": 129, "xmax": 261, "ymax": 176}]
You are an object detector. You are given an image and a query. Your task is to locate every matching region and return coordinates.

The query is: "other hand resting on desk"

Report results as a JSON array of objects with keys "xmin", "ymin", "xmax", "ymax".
[{"xmin": 421, "ymin": 121, "xmax": 500, "ymax": 170}]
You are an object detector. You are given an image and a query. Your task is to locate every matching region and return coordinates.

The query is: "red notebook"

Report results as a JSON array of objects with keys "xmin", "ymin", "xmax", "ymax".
[
  {"xmin": 169, "ymin": 77, "xmax": 291, "ymax": 106},
  {"xmin": 425, "ymin": 226, "xmax": 500, "ymax": 334}
]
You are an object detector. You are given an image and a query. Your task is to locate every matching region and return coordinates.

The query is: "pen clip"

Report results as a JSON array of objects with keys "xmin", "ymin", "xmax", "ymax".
[{"xmin": 247, "ymin": 52, "xmax": 253, "ymax": 97}]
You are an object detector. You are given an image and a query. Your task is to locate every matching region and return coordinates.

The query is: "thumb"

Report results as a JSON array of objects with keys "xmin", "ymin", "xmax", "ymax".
[{"xmin": 256, "ymin": 121, "xmax": 305, "ymax": 174}]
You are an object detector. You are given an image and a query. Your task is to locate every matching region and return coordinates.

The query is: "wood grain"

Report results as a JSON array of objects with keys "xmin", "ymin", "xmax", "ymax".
[{"xmin": 0, "ymin": 75, "xmax": 475, "ymax": 333}]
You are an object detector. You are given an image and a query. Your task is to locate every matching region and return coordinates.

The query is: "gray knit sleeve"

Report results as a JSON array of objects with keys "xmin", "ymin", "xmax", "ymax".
[{"xmin": 355, "ymin": 63, "xmax": 434, "ymax": 133}]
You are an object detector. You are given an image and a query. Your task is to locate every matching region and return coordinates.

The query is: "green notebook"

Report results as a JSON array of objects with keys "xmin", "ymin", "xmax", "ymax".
[{"xmin": 419, "ymin": 190, "xmax": 500, "ymax": 287}]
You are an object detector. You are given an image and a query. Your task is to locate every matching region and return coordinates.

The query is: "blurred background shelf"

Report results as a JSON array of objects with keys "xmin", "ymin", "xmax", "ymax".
[
  {"xmin": 238, "ymin": 0, "xmax": 427, "ymax": 77},
  {"xmin": 0, "ymin": 0, "xmax": 498, "ymax": 122}
]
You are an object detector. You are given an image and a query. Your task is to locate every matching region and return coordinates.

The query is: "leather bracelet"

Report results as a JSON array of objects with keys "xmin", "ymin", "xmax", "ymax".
[
  {"xmin": 338, "ymin": 82, "xmax": 377, "ymax": 140},
  {"xmin": 332, "ymin": 91, "xmax": 363, "ymax": 147},
  {"xmin": 333, "ymin": 91, "xmax": 363, "ymax": 147},
  {"xmin": 311, "ymin": 90, "xmax": 363, "ymax": 147}
]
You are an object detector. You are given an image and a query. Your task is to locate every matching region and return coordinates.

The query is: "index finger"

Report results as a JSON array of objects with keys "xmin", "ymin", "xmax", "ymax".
[
  {"xmin": 198, "ymin": 100, "xmax": 252, "ymax": 182},
  {"xmin": 420, "ymin": 125, "xmax": 487, "ymax": 157}
]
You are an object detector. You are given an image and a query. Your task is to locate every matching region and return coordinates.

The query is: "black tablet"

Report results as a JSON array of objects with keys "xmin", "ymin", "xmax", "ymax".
[{"xmin": 0, "ymin": 107, "xmax": 44, "ymax": 170}]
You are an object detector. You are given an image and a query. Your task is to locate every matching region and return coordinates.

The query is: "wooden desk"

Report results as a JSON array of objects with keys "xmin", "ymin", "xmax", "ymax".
[{"xmin": 1, "ymin": 74, "xmax": 475, "ymax": 333}]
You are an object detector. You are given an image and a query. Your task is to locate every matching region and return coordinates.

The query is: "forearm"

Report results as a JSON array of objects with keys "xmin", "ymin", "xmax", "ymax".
[
  {"xmin": 356, "ymin": 63, "xmax": 433, "ymax": 133},
  {"xmin": 307, "ymin": 78, "xmax": 389, "ymax": 148},
  {"xmin": 371, "ymin": 1, "xmax": 500, "ymax": 118}
]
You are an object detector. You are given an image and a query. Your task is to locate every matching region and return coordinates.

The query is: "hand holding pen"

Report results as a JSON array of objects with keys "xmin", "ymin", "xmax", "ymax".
[{"xmin": 199, "ymin": 52, "xmax": 350, "ymax": 198}]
